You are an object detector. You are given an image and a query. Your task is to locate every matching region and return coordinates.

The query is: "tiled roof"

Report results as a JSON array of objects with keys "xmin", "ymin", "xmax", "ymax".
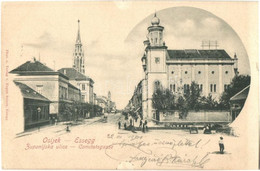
[
  {"xmin": 14, "ymin": 81, "xmax": 50, "ymax": 102},
  {"xmin": 58, "ymin": 68, "xmax": 93, "ymax": 82},
  {"xmin": 167, "ymin": 49, "xmax": 232, "ymax": 60},
  {"xmin": 230, "ymin": 85, "xmax": 250, "ymax": 101},
  {"xmin": 10, "ymin": 60, "xmax": 54, "ymax": 73}
]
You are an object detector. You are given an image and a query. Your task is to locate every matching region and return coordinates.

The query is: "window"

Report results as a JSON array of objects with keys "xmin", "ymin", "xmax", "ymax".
[
  {"xmin": 212, "ymin": 71, "xmax": 215, "ymax": 74},
  {"xmin": 36, "ymin": 85, "xmax": 43, "ymax": 94},
  {"xmin": 82, "ymin": 84, "xmax": 85, "ymax": 90},
  {"xmin": 155, "ymin": 57, "xmax": 160, "ymax": 64},
  {"xmin": 210, "ymin": 84, "xmax": 217, "ymax": 93},
  {"xmin": 200, "ymin": 84, "xmax": 203, "ymax": 91},
  {"xmin": 184, "ymin": 84, "xmax": 189, "ymax": 94},
  {"xmin": 224, "ymin": 84, "xmax": 229, "ymax": 92},
  {"xmin": 154, "ymin": 81, "xmax": 161, "ymax": 92},
  {"xmin": 170, "ymin": 84, "xmax": 176, "ymax": 92},
  {"xmin": 82, "ymin": 95, "xmax": 85, "ymax": 101},
  {"xmin": 171, "ymin": 71, "xmax": 174, "ymax": 74},
  {"xmin": 185, "ymin": 71, "xmax": 188, "ymax": 74},
  {"xmin": 198, "ymin": 71, "xmax": 201, "ymax": 74},
  {"xmin": 225, "ymin": 71, "xmax": 229, "ymax": 74}
]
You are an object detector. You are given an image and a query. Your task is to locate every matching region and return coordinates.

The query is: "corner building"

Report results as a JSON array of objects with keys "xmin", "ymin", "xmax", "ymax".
[{"xmin": 141, "ymin": 13, "xmax": 238, "ymax": 120}]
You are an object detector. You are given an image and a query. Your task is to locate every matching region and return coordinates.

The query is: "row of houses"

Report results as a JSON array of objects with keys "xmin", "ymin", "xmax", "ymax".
[{"xmin": 10, "ymin": 58, "xmax": 100, "ymax": 131}]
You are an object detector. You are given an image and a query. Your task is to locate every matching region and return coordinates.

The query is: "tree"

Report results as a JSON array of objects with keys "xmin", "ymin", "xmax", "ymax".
[
  {"xmin": 220, "ymin": 74, "xmax": 250, "ymax": 109},
  {"xmin": 152, "ymin": 87, "xmax": 175, "ymax": 111},
  {"xmin": 176, "ymin": 96, "xmax": 189, "ymax": 119},
  {"xmin": 200, "ymin": 94, "xmax": 218, "ymax": 110},
  {"xmin": 184, "ymin": 82, "xmax": 201, "ymax": 111}
]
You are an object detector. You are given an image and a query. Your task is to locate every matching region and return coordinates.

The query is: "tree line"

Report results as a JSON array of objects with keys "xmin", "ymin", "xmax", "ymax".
[{"xmin": 152, "ymin": 74, "xmax": 250, "ymax": 119}]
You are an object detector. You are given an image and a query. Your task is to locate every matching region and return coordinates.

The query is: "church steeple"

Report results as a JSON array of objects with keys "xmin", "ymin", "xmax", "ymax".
[
  {"xmin": 73, "ymin": 19, "xmax": 85, "ymax": 74},
  {"xmin": 76, "ymin": 20, "xmax": 81, "ymax": 44}
]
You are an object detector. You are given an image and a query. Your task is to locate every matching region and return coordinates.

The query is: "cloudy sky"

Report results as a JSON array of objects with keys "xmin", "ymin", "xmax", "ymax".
[{"xmin": 2, "ymin": 2, "xmax": 250, "ymax": 109}]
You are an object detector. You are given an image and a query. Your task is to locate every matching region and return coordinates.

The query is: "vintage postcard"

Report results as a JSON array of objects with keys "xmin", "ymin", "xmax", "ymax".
[{"xmin": 1, "ymin": 1, "xmax": 259, "ymax": 169}]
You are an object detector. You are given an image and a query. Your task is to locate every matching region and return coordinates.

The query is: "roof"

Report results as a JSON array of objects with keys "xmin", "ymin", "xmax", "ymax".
[
  {"xmin": 230, "ymin": 85, "xmax": 250, "ymax": 101},
  {"xmin": 9, "ymin": 59, "xmax": 68, "ymax": 79},
  {"xmin": 167, "ymin": 49, "xmax": 232, "ymax": 60},
  {"xmin": 58, "ymin": 68, "xmax": 94, "ymax": 82},
  {"xmin": 14, "ymin": 81, "xmax": 51, "ymax": 102},
  {"xmin": 68, "ymin": 82, "xmax": 80, "ymax": 91},
  {"xmin": 10, "ymin": 59, "xmax": 54, "ymax": 73}
]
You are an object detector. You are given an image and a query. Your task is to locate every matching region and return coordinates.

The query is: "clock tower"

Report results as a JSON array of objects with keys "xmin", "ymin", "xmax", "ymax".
[{"xmin": 142, "ymin": 13, "xmax": 168, "ymax": 119}]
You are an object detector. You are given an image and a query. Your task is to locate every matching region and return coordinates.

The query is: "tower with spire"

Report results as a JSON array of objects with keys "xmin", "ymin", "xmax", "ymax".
[{"xmin": 73, "ymin": 20, "xmax": 85, "ymax": 74}]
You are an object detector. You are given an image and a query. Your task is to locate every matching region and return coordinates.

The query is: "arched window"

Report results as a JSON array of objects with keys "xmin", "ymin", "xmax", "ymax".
[{"xmin": 154, "ymin": 81, "xmax": 161, "ymax": 92}]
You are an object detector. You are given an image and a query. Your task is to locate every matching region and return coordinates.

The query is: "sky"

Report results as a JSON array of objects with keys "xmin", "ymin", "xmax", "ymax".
[{"xmin": 2, "ymin": 2, "xmax": 250, "ymax": 109}]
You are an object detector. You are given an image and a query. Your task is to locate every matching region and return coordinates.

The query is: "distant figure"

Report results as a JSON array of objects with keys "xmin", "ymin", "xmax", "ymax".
[
  {"xmin": 130, "ymin": 118, "xmax": 133, "ymax": 126},
  {"xmin": 219, "ymin": 136, "xmax": 224, "ymax": 154},
  {"xmin": 142, "ymin": 123, "xmax": 145, "ymax": 133},
  {"xmin": 139, "ymin": 120, "xmax": 143, "ymax": 128},
  {"xmin": 124, "ymin": 122, "xmax": 127, "ymax": 130},
  {"xmin": 66, "ymin": 125, "xmax": 70, "ymax": 132},
  {"xmin": 55, "ymin": 119, "xmax": 58, "ymax": 125},
  {"xmin": 118, "ymin": 121, "xmax": 121, "ymax": 129}
]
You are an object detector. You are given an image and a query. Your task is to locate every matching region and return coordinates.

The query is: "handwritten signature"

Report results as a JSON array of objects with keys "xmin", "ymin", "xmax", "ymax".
[{"xmin": 105, "ymin": 138, "xmax": 211, "ymax": 168}]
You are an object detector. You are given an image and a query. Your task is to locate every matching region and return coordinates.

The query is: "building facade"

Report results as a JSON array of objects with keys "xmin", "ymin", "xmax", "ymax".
[
  {"xmin": 141, "ymin": 13, "xmax": 238, "ymax": 119},
  {"xmin": 10, "ymin": 58, "xmax": 81, "ymax": 121},
  {"xmin": 12, "ymin": 81, "xmax": 51, "ymax": 132}
]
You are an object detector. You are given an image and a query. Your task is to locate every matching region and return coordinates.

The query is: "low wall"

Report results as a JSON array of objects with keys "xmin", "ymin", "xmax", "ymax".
[{"xmin": 158, "ymin": 110, "xmax": 231, "ymax": 122}]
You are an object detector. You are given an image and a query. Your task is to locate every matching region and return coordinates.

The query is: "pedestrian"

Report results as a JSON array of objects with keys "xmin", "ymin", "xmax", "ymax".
[
  {"xmin": 118, "ymin": 121, "xmax": 121, "ymax": 129},
  {"xmin": 139, "ymin": 120, "xmax": 143, "ymax": 128},
  {"xmin": 130, "ymin": 118, "xmax": 133, "ymax": 126},
  {"xmin": 219, "ymin": 136, "xmax": 224, "ymax": 154},
  {"xmin": 124, "ymin": 122, "xmax": 127, "ymax": 130},
  {"xmin": 66, "ymin": 125, "xmax": 70, "ymax": 132},
  {"xmin": 142, "ymin": 123, "xmax": 145, "ymax": 133}
]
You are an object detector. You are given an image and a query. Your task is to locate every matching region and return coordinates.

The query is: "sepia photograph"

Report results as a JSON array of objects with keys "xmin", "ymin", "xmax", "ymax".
[{"xmin": 1, "ymin": 1, "xmax": 259, "ymax": 169}]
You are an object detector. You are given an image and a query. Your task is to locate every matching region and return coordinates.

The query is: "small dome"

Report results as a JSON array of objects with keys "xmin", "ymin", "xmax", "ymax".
[{"xmin": 151, "ymin": 13, "xmax": 160, "ymax": 25}]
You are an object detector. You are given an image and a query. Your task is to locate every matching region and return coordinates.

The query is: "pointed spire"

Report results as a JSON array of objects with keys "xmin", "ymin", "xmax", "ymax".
[{"xmin": 76, "ymin": 19, "xmax": 81, "ymax": 44}]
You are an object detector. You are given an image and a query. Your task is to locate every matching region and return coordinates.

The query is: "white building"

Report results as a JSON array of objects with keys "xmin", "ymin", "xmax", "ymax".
[{"xmin": 141, "ymin": 13, "xmax": 238, "ymax": 120}]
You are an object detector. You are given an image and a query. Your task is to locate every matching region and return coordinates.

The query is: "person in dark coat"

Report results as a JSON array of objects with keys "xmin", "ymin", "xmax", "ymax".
[
  {"xmin": 130, "ymin": 118, "xmax": 133, "ymax": 126},
  {"xmin": 139, "ymin": 120, "xmax": 143, "ymax": 128},
  {"xmin": 118, "ymin": 121, "xmax": 121, "ymax": 129},
  {"xmin": 124, "ymin": 122, "xmax": 127, "ymax": 130}
]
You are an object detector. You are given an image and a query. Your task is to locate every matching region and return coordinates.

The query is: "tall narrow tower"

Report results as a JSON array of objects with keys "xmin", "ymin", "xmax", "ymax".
[{"xmin": 73, "ymin": 20, "xmax": 85, "ymax": 74}]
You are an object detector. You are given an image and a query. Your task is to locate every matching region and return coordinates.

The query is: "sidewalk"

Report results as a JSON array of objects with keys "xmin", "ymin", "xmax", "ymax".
[{"xmin": 16, "ymin": 116, "xmax": 103, "ymax": 138}]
